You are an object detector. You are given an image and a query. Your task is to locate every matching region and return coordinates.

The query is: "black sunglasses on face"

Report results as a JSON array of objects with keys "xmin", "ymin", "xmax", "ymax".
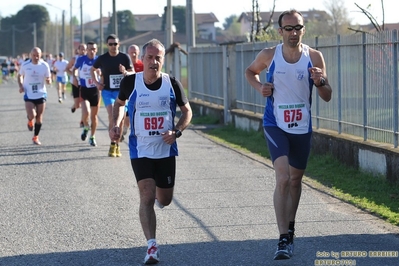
[
  {"xmin": 281, "ymin": 25, "xmax": 304, "ymax": 31},
  {"xmin": 108, "ymin": 43, "xmax": 118, "ymax": 46}
]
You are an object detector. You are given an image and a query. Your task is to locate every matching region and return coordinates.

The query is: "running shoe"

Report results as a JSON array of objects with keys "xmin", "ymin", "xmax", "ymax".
[
  {"xmin": 80, "ymin": 121, "xmax": 84, "ymax": 128},
  {"xmin": 121, "ymin": 127, "xmax": 128, "ymax": 141},
  {"xmin": 155, "ymin": 198, "xmax": 164, "ymax": 209},
  {"xmin": 32, "ymin": 136, "xmax": 41, "ymax": 145},
  {"xmin": 58, "ymin": 97, "xmax": 63, "ymax": 103},
  {"xmin": 89, "ymin": 136, "xmax": 97, "ymax": 146},
  {"xmin": 273, "ymin": 238, "xmax": 291, "ymax": 260},
  {"xmin": 108, "ymin": 143, "xmax": 117, "ymax": 157},
  {"xmin": 144, "ymin": 242, "xmax": 160, "ymax": 264},
  {"xmin": 115, "ymin": 144, "xmax": 122, "ymax": 157},
  {"xmin": 27, "ymin": 120, "xmax": 34, "ymax": 131},
  {"xmin": 71, "ymin": 106, "xmax": 76, "ymax": 113},
  {"xmin": 288, "ymin": 229, "xmax": 295, "ymax": 257},
  {"xmin": 81, "ymin": 128, "xmax": 89, "ymax": 141}
]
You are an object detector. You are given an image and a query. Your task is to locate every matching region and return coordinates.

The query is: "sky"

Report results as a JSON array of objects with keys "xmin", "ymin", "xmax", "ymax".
[{"xmin": 1, "ymin": 0, "xmax": 398, "ymax": 28}]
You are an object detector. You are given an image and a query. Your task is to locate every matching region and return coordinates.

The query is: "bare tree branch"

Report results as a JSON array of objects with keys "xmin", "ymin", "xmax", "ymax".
[
  {"xmin": 262, "ymin": 0, "xmax": 276, "ymax": 32},
  {"xmin": 347, "ymin": 27, "xmax": 368, "ymax": 34},
  {"xmin": 354, "ymin": 3, "xmax": 382, "ymax": 32},
  {"xmin": 381, "ymin": 0, "xmax": 385, "ymax": 30}
]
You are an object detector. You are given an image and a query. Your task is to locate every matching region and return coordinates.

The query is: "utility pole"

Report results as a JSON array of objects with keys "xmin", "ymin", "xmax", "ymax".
[
  {"xmin": 61, "ymin": 10, "xmax": 65, "ymax": 53},
  {"xmin": 165, "ymin": 0, "xmax": 173, "ymax": 75},
  {"xmin": 33, "ymin": 23, "xmax": 37, "ymax": 47},
  {"xmin": 186, "ymin": 0, "xmax": 195, "ymax": 48},
  {"xmin": 70, "ymin": 0, "xmax": 74, "ymax": 56},
  {"xmin": 185, "ymin": 0, "xmax": 195, "ymax": 99},
  {"xmin": 80, "ymin": 0, "xmax": 84, "ymax": 43},
  {"xmin": 100, "ymin": 0, "xmax": 104, "ymax": 53},
  {"xmin": 12, "ymin": 25, "xmax": 15, "ymax": 57},
  {"xmin": 56, "ymin": 15, "xmax": 59, "ymax": 54},
  {"xmin": 43, "ymin": 27, "xmax": 47, "ymax": 53},
  {"xmin": 112, "ymin": 0, "xmax": 118, "ymax": 36},
  {"xmin": 46, "ymin": 3, "xmax": 66, "ymax": 55}
]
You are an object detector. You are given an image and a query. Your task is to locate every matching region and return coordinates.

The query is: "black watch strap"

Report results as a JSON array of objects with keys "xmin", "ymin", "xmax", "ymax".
[
  {"xmin": 175, "ymin": 130, "xmax": 182, "ymax": 138},
  {"xmin": 315, "ymin": 77, "xmax": 326, "ymax": 87}
]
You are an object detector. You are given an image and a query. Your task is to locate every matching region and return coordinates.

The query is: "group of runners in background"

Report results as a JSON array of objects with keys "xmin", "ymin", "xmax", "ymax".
[{"xmin": 14, "ymin": 35, "xmax": 144, "ymax": 158}]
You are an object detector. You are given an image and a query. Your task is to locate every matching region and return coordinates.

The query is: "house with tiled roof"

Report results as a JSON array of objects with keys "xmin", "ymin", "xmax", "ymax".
[
  {"xmin": 75, "ymin": 12, "xmax": 219, "ymax": 44},
  {"xmin": 195, "ymin": 13, "xmax": 219, "ymax": 40},
  {"xmin": 133, "ymin": 14, "xmax": 163, "ymax": 32}
]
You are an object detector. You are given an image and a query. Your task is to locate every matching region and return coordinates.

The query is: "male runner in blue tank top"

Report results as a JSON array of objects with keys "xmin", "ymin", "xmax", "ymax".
[
  {"xmin": 245, "ymin": 10, "xmax": 332, "ymax": 261},
  {"xmin": 73, "ymin": 41, "xmax": 100, "ymax": 146},
  {"xmin": 67, "ymin": 43, "xmax": 87, "ymax": 128}
]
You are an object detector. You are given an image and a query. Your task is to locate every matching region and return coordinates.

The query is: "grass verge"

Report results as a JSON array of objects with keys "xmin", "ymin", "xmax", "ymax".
[{"xmin": 191, "ymin": 116, "xmax": 399, "ymax": 226}]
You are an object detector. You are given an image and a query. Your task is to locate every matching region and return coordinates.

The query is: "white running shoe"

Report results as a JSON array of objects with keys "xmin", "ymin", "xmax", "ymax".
[{"xmin": 144, "ymin": 242, "xmax": 160, "ymax": 264}]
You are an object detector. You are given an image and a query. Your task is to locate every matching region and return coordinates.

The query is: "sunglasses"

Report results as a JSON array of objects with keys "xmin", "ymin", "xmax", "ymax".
[
  {"xmin": 108, "ymin": 43, "xmax": 118, "ymax": 46},
  {"xmin": 281, "ymin": 25, "xmax": 304, "ymax": 31}
]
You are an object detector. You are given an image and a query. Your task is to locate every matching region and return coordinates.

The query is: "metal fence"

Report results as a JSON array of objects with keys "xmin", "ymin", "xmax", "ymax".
[{"xmin": 188, "ymin": 30, "xmax": 399, "ymax": 148}]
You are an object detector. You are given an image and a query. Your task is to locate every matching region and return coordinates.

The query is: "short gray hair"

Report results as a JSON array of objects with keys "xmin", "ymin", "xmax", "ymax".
[{"xmin": 142, "ymin": 39, "xmax": 165, "ymax": 55}]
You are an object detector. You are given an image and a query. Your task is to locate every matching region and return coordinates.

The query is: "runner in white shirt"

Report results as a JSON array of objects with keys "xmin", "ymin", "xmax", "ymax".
[
  {"xmin": 53, "ymin": 52, "xmax": 69, "ymax": 103},
  {"xmin": 18, "ymin": 47, "xmax": 52, "ymax": 145}
]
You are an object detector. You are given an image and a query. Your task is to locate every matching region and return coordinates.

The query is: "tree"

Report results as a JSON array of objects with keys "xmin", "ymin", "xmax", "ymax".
[
  {"xmin": 0, "ymin": 5, "xmax": 49, "ymax": 57},
  {"xmin": 221, "ymin": 19, "xmax": 243, "ymax": 41},
  {"xmin": 107, "ymin": 10, "xmax": 135, "ymax": 40},
  {"xmin": 223, "ymin": 15, "xmax": 238, "ymax": 30},
  {"xmin": 249, "ymin": 0, "xmax": 277, "ymax": 42},
  {"xmin": 224, "ymin": 20, "xmax": 241, "ymax": 36},
  {"xmin": 222, "ymin": 15, "xmax": 242, "ymax": 38},
  {"xmin": 161, "ymin": 6, "xmax": 186, "ymax": 34},
  {"xmin": 323, "ymin": 0, "xmax": 352, "ymax": 35}
]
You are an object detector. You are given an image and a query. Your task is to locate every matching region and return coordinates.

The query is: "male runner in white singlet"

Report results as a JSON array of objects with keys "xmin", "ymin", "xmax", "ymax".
[{"xmin": 245, "ymin": 10, "xmax": 332, "ymax": 261}]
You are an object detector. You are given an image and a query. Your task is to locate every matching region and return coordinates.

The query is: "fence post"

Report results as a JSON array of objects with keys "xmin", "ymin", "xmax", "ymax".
[
  {"xmin": 222, "ymin": 45, "xmax": 229, "ymax": 124},
  {"xmin": 337, "ymin": 35, "xmax": 342, "ymax": 134},
  {"xmin": 362, "ymin": 32, "xmax": 367, "ymax": 141},
  {"xmin": 393, "ymin": 30, "xmax": 398, "ymax": 148},
  {"xmin": 187, "ymin": 46, "xmax": 192, "ymax": 99},
  {"xmin": 173, "ymin": 46, "xmax": 181, "ymax": 82},
  {"xmin": 315, "ymin": 36, "xmax": 320, "ymax": 129}
]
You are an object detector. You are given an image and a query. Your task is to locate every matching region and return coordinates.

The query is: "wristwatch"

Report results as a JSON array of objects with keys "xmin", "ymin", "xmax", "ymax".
[
  {"xmin": 315, "ymin": 77, "xmax": 326, "ymax": 87},
  {"xmin": 175, "ymin": 130, "xmax": 182, "ymax": 138}
]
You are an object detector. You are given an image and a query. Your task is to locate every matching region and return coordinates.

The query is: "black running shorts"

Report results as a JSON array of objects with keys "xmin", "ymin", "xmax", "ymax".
[
  {"xmin": 130, "ymin": 157, "xmax": 176, "ymax": 188},
  {"xmin": 24, "ymin": 97, "xmax": 46, "ymax": 105},
  {"xmin": 72, "ymin": 84, "xmax": 80, "ymax": 98},
  {"xmin": 80, "ymin": 86, "xmax": 100, "ymax": 107}
]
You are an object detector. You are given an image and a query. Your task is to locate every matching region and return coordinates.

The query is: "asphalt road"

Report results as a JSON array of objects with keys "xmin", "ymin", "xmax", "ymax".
[{"xmin": 0, "ymin": 80, "xmax": 398, "ymax": 266}]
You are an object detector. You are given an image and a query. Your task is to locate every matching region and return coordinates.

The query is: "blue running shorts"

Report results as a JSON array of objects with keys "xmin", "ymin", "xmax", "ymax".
[
  {"xmin": 263, "ymin": 126, "xmax": 312, "ymax": 170},
  {"xmin": 101, "ymin": 89, "xmax": 120, "ymax": 107}
]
